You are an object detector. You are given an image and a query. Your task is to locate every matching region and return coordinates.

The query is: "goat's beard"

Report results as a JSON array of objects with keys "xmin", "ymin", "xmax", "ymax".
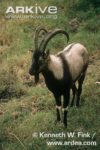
[{"xmin": 34, "ymin": 73, "xmax": 39, "ymax": 84}]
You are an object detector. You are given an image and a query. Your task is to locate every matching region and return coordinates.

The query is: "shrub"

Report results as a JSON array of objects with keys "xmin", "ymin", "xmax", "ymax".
[
  {"xmin": 84, "ymin": 17, "xmax": 100, "ymax": 32},
  {"xmin": 0, "ymin": 69, "xmax": 26, "ymax": 100}
]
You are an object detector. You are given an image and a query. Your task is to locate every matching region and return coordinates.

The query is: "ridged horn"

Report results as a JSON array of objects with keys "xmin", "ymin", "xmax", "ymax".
[
  {"xmin": 34, "ymin": 27, "xmax": 48, "ymax": 51},
  {"xmin": 40, "ymin": 29, "xmax": 69, "ymax": 52}
]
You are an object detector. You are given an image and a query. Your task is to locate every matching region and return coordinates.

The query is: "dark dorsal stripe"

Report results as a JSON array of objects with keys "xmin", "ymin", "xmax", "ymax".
[
  {"xmin": 58, "ymin": 54, "xmax": 72, "ymax": 86},
  {"xmin": 64, "ymin": 43, "xmax": 76, "ymax": 53}
]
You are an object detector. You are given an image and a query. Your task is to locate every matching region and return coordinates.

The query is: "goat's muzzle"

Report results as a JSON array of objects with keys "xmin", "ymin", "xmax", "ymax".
[
  {"xmin": 29, "ymin": 68, "xmax": 35, "ymax": 76},
  {"xmin": 29, "ymin": 68, "xmax": 39, "ymax": 84}
]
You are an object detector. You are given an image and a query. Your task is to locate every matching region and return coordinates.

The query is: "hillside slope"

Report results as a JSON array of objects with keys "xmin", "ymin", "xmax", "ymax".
[{"xmin": 0, "ymin": 0, "xmax": 100, "ymax": 150}]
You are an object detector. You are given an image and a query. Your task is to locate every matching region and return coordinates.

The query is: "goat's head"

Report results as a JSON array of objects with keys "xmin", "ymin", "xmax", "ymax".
[{"xmin": 29, "ymin": 27, "xmax": 69, "ymax": 84}]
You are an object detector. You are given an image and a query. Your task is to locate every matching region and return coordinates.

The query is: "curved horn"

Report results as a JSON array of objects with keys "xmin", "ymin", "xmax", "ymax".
[
  {"xmin": 40, "ymin": 29, "xmax": 69, "ymax": 52},
  {"xmin": 34, "ymin": 27, "xmax": 48, "ymax": 50}
]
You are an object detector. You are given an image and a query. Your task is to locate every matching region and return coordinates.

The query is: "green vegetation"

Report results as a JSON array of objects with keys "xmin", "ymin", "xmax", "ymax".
[{"xmin": 0, "ymin": 0, "xmax": 100, "ymax": 150}]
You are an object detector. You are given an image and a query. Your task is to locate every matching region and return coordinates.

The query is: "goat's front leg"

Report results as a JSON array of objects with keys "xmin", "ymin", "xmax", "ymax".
[
  {"xmin": 54, "ymin": 95, "xmax": 61, "ymax": 122},
  {"xmin": 63, "ymin": 90, "xmax": 70, "ymax": 127}
]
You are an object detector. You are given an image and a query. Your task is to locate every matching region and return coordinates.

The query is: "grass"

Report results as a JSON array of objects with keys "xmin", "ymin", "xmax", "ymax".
[{"xmin": 0, "ymin": 0, "xmax": 100, "ymax": 149}]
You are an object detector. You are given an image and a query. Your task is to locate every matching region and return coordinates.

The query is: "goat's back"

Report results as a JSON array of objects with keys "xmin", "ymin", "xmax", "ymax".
[{"xmin": 59, "ymin": 43, "xmax": 89, "ymax": 81}]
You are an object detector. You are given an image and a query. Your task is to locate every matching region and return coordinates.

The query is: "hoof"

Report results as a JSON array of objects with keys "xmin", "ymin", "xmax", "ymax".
[
  {"xmin": 63, "ymin": 122, "xmax": 67, "ymax": 128},
  {"xmin": 76, "ymin": 104, "xmax": 80, "ymax": 107},
  {"xmin": 64, "ymin": 124, "xmax": 67, "ymax": 128},
  {"xmin": 70, "ymin": 104, "xmax": 74, "ymax": 107}
]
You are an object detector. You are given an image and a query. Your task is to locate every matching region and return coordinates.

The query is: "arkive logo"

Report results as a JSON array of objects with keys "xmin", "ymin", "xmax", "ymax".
[{"xmin": 6, "ymin": 4, "xmax": 57, "ymax": 14}]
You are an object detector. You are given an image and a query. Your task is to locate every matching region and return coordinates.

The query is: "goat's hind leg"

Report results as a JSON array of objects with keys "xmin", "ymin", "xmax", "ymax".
[
  {"xmin": 76, "ymin": 73, "xmax": 86, "ymax": 107},
  {"xmin": 70, "ymin": 84, "xmax": 77, "ymax": 107}
]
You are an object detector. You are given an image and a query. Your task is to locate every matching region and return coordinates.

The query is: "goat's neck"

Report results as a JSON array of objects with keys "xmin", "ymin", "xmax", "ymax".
[{"xmin": 42, "ymin": 55, "xmax": 64, "ymax": 80}]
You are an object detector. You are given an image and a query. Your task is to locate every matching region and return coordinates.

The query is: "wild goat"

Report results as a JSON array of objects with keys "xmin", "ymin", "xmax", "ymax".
[{"xmin": 29, "ymin": 27, "xmax": 89, "ymax": 127}]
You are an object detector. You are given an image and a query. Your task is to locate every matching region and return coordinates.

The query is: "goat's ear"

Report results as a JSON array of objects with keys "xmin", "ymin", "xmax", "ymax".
[
  {"xmin": 46, "ymin": 49, "xmax": 50, "ymax": 55},
  {"xmin": 43, "ymin": 49, "xmax": 50, "ymax": 59},
  {"xmin": 46, "ymin": 49, "xmax": 50, "ymax": 56}
]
